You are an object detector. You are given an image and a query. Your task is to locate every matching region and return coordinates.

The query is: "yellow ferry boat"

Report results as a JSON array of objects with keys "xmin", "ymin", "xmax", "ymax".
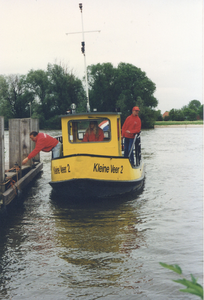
[
  {"xmin": 49, "ymin": 108, "xmax": 145, "ymax": 198},
  {"xmin": 49, "ymin": 4, "xmax": 144, "ymax": 198}
]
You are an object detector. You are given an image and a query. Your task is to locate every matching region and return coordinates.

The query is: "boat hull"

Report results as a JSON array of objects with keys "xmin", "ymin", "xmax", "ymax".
[
  {"xmin": 49, "ymin": 154, "xmax": 145, "ymax": 199},
  {"xmin": 50, "ymin": 176, "xmax": 144, "ymax": 199}
]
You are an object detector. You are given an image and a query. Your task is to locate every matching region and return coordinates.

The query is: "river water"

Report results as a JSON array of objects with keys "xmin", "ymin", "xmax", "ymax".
[{"xmin": 0, "ymin": 128, "xmax": 203, "ymax": 300}]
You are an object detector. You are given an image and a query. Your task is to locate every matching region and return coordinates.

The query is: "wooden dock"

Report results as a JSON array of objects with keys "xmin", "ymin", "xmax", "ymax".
[
  {"xmin": 0, "ymin": 117, "xmax": 43, "ymax": 212},
  {"xmin": 1, "ymin": 163, "xmax": 43, "ymax": 206}
]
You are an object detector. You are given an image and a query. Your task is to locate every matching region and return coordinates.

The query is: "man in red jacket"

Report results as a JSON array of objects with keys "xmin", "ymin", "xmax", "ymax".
[
  {"xmin": 22, "ymin": 131, "xmax": 61, "ymax": 165},
  {"xmin": 122, "ymin": 106, "xmax": 141, "ymax": 165}
]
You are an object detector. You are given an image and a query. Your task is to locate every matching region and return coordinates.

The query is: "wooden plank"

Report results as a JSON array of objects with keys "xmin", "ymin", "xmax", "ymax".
[
  {"xmin": 3, "ymin": 162, "xmax": 43, "ymax": 206},
  {"xmin": 9, "ymin": 118, "xmax": 40, "ymax": 169},
  {"xmin": 20, "ymin": 118, "xmax": 32, "ymax": 167},
  {"xmin": 30, "ymin": 119, "xmax": 40, "ymax": 162},
  {"xmin": 0, "ymin": 116, "xmax": 4, "ymax": 185},
  {"xmin": 9, "ymin": 119, "xmax": 20, "ymax": 169}
]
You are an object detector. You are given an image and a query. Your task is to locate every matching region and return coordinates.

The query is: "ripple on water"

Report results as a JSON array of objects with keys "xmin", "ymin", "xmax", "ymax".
[{"xmin": 0, "ymin": 128, "xmax": 202, "ymax": 300}]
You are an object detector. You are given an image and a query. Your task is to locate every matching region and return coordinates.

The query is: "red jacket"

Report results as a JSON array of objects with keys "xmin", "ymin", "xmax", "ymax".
[
  {"xmin": 28, "ymin": 133, "xmax": 58, "ymax": 159},
  {"xmin": 83, "ymin": 128, "xmax": 104, "ymax": 142},
  {"xmin": 122, "ymin": 114, "xmax": 141, "ymax": 139}
]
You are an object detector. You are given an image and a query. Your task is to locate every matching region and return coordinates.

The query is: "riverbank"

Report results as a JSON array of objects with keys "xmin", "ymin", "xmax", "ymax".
[
  {"xmin": 154, "ymin": 124, "xmax": 203, "ymax": 128},
  {"xmin": 154, "ymin": 120, "xmax": 203, "ymax": 128}
]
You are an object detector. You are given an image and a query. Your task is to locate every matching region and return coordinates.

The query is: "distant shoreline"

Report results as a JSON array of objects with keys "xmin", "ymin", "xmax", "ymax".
[{"xmin": 154, "ymin": 124, "xmax": 203, "ymax": 128}]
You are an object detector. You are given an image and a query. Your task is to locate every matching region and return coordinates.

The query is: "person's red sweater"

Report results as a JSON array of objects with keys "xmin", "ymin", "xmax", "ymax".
[
  {"xmin": 122, "ymin": 114, "xmax": 141, "ymax": 139},
  {"xmin": 28, "ymin": 133, "xmax": 58, "ymax": 159}
]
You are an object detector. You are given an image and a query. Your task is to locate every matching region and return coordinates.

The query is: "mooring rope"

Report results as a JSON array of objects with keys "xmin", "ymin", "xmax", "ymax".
[
  {"xmin": 3, "ymin": 164, "xmax": 21, "ymax": 194},
  {"xmin": 6, "ymin": 177, "xmax": 17, "ymax": 195}
]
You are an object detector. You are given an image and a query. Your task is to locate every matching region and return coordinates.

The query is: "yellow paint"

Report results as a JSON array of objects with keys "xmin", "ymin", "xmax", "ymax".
[
  {"xmin": 51, "ymin": 112, "xmax": 144, "ymax": 185},
  {"xmin": 61, "ymin": 113, "xmax": 122, "ymax": 157},
  {"xmin": 51, "ymin": 155, "xmax": 144, "ymax": 182}
]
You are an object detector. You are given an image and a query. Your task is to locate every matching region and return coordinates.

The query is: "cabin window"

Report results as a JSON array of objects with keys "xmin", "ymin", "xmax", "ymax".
[{"xmin": 68, "ymin": 118, "xmax": 110, "ymax": 143}]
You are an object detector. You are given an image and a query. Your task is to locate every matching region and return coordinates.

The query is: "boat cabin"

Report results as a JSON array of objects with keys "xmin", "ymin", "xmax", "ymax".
[{"xmin": 61, "ymin": 112, "xmax": 122, "ymax": 157}]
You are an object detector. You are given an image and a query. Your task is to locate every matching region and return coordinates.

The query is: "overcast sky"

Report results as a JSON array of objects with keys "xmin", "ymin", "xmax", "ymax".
[{"xmin": 0, "ymin": 0, "xmax": 202, "ymax": 113}]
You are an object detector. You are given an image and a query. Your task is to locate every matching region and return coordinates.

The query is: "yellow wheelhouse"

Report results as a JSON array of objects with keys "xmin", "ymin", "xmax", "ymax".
[{"xmin": 49, "ymin": 111, "xmax": 145, "ymax": 199}]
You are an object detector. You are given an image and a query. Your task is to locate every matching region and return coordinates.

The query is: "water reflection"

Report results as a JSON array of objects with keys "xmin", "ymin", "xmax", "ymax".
[
  {"xmin": 49, "ymin": 192, "xmax": 146, "ymax": 288},
  {"xmin": 51, "ymin": 192, "xmax": 146, "ymax": 252}
]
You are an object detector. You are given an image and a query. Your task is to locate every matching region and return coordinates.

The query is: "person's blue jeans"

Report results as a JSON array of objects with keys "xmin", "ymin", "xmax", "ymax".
[
  {"xmin": 52, "ymin": 142, "xmax": 61, "ymax": 158},
  {"xmin": 124, "ymin": 138, "xmax": 134, "ymax": 164}
]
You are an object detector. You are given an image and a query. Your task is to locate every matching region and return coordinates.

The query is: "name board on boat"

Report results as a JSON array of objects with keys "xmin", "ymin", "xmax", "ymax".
[
  {"xmin": 53, "ymin": 164, "xmax": 71, "ymax": 174},
  {"xmin": 93, "ymin": 163, "xmax": 123, "ymax": 174},
  {"xmin": 53, "ymin": 163, "xmax": 124, "ymax": 174}
]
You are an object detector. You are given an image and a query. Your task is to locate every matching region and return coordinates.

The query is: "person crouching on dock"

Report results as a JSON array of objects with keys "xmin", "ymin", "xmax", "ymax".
[{"xmin": 22, "ymin": 131, "xmax": 61, "ymax": 165}]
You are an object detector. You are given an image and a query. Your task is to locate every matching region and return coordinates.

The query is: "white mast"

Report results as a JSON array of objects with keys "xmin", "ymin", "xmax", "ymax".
[
  {"xmin": 66, "ymin": 3, "xmax": 100, "ymax": 112},
  {"xmin": 79, "ymin": 3, "xmax": 90, "ymax": 112}
]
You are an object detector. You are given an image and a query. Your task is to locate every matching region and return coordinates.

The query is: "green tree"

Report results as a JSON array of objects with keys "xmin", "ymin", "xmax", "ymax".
[
  {"xmin": 182, "ymin": 107, "xmax": 197, "ymax": 121},
  {"xmin": 155, "ymin": 110, "xmax": 163, "ymax": 121},
  {"xmin": 47, "ymin": 63, "xmax": 86, "ymax": 121},
  {"xmin": 188, "ymin": 100, "xmax": 201, "ymax": 111},
  {"xmin": 1, "ymin": 75, "xmax": 33, "ymax": 120},
  {"xmin": 88, "ymin": 62, "xmax": 158, "ymax": 128},
  {"xmin": 187, "ymin": 100, "xmax": 202, "ymax": 120},
  {"xmin": 88, "ymin": 63, "xmax": 117, "ymax": 112},
  {"xmin": 26, "ymin": 69, "xmax": 52, "ymax": 128},
  {"xmin": 197, "ymin": 104, "xmax": 203, "ymax": 119},
  {"xmin": 0, "ymin": 75, "xmax": 9, "ymax": 101},
  {"xmin": 0, "ymin": 75, "xmax": 13, "ymax": 128},
  {"xmin": 115, "ymin": 63, "xmax": 157, "ymax": 125},
  {"xmin": 169, "ymin": 108, "xmax": 185, "ymax": 121},
  {"xmin": 26, "ymin": 64, "xmax": 86, "ymax": 128},
  {"xmin": 181, "ymin": 100, "xmax": 202, "ymax": 121}
]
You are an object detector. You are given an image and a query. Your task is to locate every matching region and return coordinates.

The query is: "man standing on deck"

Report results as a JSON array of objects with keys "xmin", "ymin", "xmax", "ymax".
[
  {"xmin": 121, "ymin": 106, "xmax": 141, "ymax": 165},
  {"xmin": 22, "ymin": 131, "xmax": 61, "ymax": 165}
]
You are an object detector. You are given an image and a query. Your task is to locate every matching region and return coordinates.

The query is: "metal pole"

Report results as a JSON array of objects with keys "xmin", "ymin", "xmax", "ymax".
[
  {"xmin": 79, "ymin": 3, "xmax": 90, "ymax": 112},
  {"xmin": 66, "ymin": 30, "xmax": 100, "ymax": 35}
]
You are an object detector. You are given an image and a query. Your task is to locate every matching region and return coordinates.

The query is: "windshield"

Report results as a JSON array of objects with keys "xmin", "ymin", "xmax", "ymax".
[{"xmin": 68, "ymin": 118, "xmax": 110, "ymax": 143}]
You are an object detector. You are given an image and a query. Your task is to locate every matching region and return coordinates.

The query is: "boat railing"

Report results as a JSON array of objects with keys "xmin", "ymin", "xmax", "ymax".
[
  {"xmin": 55, "ymin": 135, "xmax": 63, "ymax": 143},
  {"xmin": 53, "ymin": 135, "xmax": 63, "ymax": 158},
  {"xmin": 54, "ymin": 134, "xmax": 141, "ymax": 165},
  {"xmin": 125, "ymin": 132, "xmax": 141, "ymax": 166}
]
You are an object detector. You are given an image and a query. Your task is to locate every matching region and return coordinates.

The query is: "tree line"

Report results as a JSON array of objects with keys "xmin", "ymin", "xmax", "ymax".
[
  {"xmin": 0, "ymin": 63, "xmax": 86, "ymax": 129},
  {"xmin": 156, "ymin": 100, "xmax": 203, "ymax": 121},
  {"xmin": 0, "ymin": 61, "xmax": 201, "ymax": 130},
  {"xmin": 0, "ymin": 62, "xmax": 158, "ymax": 129}
]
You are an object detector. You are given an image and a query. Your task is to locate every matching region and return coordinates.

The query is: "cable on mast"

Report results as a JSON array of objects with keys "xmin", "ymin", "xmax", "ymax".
[
  {"xmin": 66, "ymin": 4, "xmax": 100, "ymax": 113},
  {"xmin": 79, "ymin": 3, "xmax": 90, "ymax": 112}
]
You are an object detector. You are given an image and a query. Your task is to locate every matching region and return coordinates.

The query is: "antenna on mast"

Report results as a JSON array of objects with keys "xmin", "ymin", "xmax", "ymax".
[
  {"xmin": 66, "ymin": 3, "xmax": 100, "ymax": 112},
  {"xmin": 79, "ymin": 3, "xmax": 90, "ymax": 112}
]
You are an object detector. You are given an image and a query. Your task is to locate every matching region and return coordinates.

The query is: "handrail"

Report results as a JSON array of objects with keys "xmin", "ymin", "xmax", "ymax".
[
  {"xmin": 54, "ymin": 135, "xmax": 63, "ymax": 143},
  {"xmin": 52, "ymin": 135, "xmax": 63, "ymax": 158},
  {"xmin": 128, "ymin": 133, "xmax": 139, "ymax": 158},
  {"xmin": 128, "ymin": 132, "xmax": 141, "ymax": 166}
]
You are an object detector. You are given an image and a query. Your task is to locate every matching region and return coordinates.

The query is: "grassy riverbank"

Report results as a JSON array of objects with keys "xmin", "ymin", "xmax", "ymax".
[{"xmin": 155, "ymin": 120, "xmax": 203, "ymax": 126}]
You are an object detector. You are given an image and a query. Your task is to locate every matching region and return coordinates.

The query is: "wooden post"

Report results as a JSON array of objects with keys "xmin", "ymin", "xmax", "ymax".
[
  {"xmin": 0, "ymin": 117, "xmax": 5, "ymax": 202},
  {"xmin": 9, "ymin": 118, "xmax": 39, "ymax": 169},
  {"xmin": 20, "ymin": 119, "xmax": 31, "ymax": 167},
  {"xmin": 30, "ymin": 118, "xmax": 40, "ymax": 163},
  {"xmin": 9, "ymin": 119, "xmax": 21, "ymax": 168}
]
